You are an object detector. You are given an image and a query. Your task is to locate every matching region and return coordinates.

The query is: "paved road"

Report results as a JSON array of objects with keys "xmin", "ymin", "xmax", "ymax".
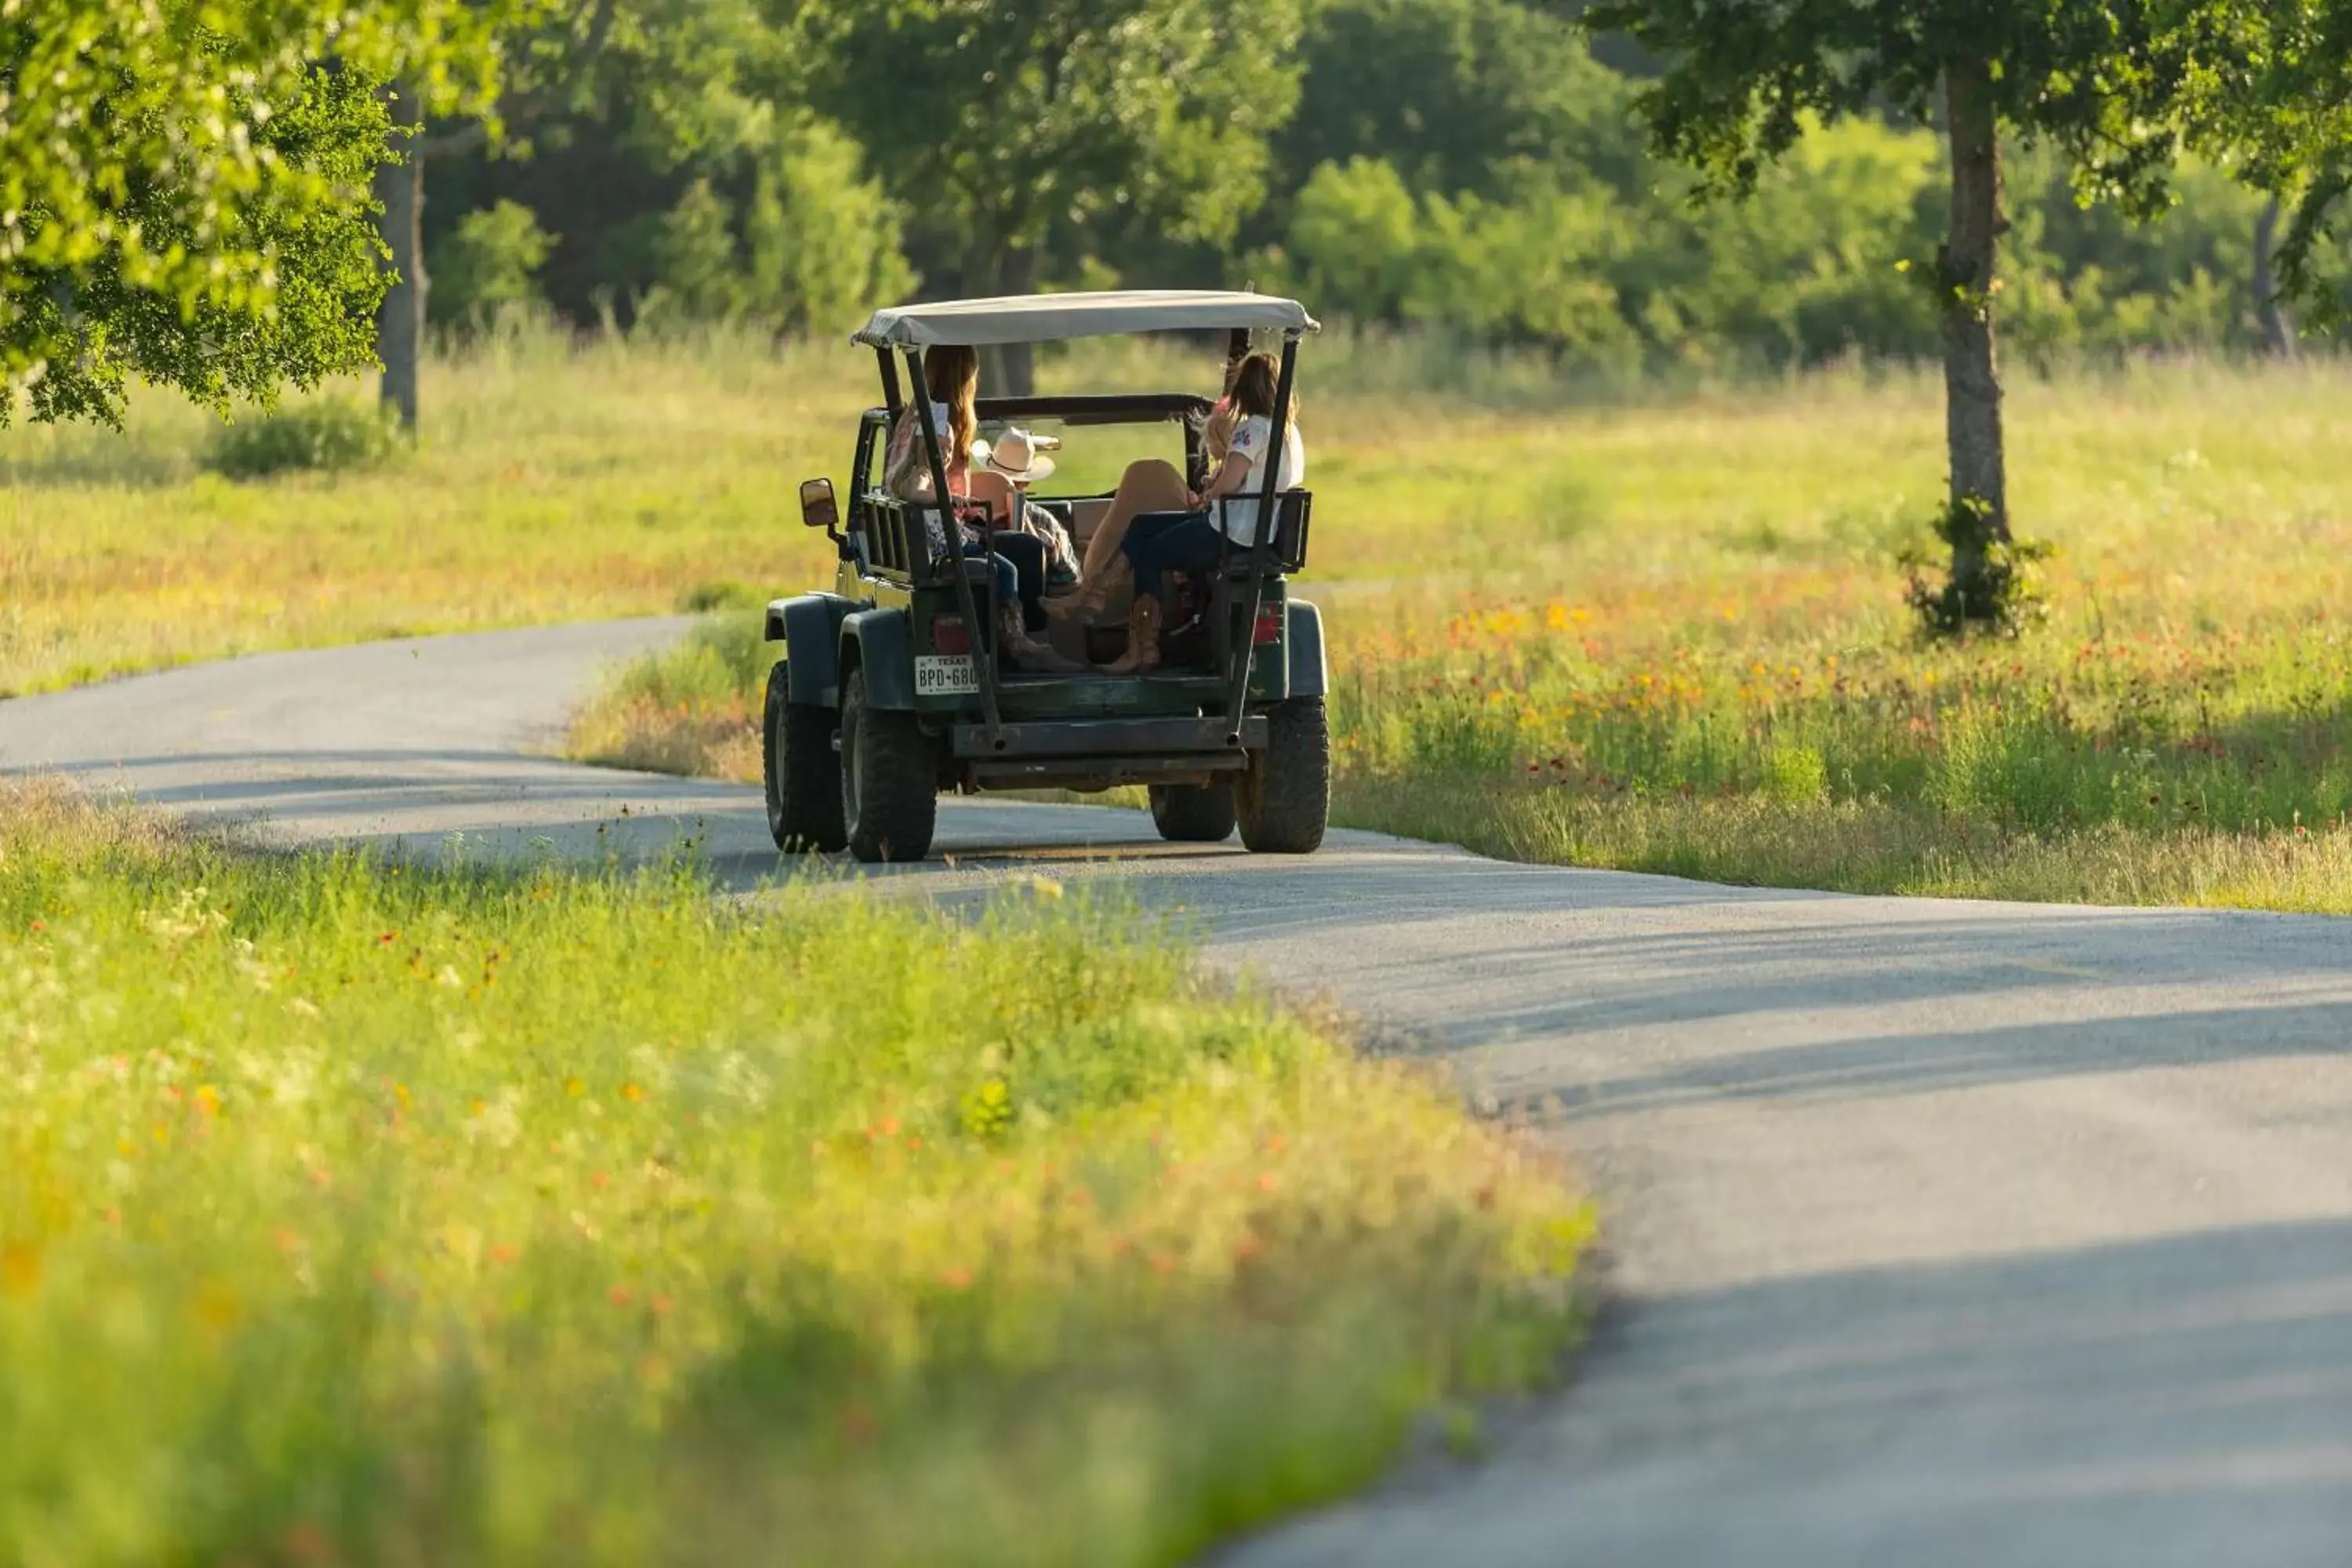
[{"xmin": 5, "ymin": 621, "xmax": 2350, "ymax": 1567}]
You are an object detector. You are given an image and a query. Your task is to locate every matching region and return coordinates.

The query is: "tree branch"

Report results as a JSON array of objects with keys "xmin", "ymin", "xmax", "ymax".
[{"xmin": 416, "ymin": 122, "xmax": 490, "ymax": 160}]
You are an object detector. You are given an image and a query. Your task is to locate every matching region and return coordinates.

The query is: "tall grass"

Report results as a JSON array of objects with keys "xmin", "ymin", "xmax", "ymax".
[
  {"xmin": 0, "ymin": 779, "xmax": 1588, "ymax": 1565},
  {"xmin": 0, "ymin": 322, "xmax": 849, "ymax": 695},
  {"xmin": 561, "ymin": 350, "xmax": 2352, "ymax": 913}
]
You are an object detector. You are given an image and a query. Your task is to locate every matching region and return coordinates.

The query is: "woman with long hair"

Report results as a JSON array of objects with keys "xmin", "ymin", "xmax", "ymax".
[
  {"xmin": 884, "ymin": 344, "xmax": 1077, "ymax": 673},
  {"xmin": 1051, "ymin": 351, "xmax": 1303, "ymax": 675}
]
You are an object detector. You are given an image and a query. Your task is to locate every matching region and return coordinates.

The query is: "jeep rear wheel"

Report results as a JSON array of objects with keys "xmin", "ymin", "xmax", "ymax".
[
  {"xmin": 840, "ymin": 666, "xmax": 937, "ymax": 862},
  {"xmin": 1237, "ymin": 697, "xmax": 1329, "ymax": 855},
  {"xmin": 1149, "ymin": 782, "xmax": 1236, "ymax": 843},
  {"xmin": 764, "ymin": 661, "xmax": 847, "ymax": 852}
]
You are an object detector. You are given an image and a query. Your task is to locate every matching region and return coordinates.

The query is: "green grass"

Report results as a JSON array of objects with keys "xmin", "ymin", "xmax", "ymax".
[
  {"xmin": 13, "ymin": 325, "xmax": 2352, "ymax": 908},
  {"xmin": 562, "ymin": 349, "xmax": 2352, "ymax": 915},
  {"xmin": 0, "ymin": 323, "xmax": 845, "ymax": 696},
  {"xmin": 0, "ymin": 780, "xmax": 1589, "ymax": 1565}
]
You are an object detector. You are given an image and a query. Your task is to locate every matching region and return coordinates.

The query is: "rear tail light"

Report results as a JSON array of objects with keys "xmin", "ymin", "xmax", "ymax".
[
  {"xmin": 931, "ymin": 615, "xmax": 971, "ymax": 655},
  {"xmin": 1253, "ymin": 605, "xmax": 1283, "ymax": 645}
]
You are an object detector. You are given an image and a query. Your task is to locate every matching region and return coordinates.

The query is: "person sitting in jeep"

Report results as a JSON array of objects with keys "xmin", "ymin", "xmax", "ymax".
[
  {"xmin": 885, "ymin": 344, "xmax": 1080, "ymax": 674},
  {"xmin": 1050, "ymin": 352, "xmax": 1305, "ymax": 673}
]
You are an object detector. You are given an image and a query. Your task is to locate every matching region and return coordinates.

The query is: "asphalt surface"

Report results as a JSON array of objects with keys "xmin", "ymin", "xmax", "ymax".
[{"xmin": 5, "ymin": 620, "xmax": 2349, "ymax": 1567}]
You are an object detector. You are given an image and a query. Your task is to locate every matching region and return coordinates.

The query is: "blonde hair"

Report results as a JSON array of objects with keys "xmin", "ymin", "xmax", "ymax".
[
  {"xmin": 1202, "ymin": 401, "xmax": 1238, "ymax": 463},
  {"xmin": 1230, "ymin": 352, "xmax": 1297, "ymax": 433}
]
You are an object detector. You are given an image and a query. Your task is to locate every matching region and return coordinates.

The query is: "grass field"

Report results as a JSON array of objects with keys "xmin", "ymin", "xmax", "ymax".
[
  {"xmin": 0, "ymin": 325, "xmax": 841, "ymax": 696},
  {"xmin": 539, "ymin": 337, "xmax": 2352, "ymax": 913},
  {"xmin": 0, "ymin": 780, "xmax": 1588, "ymax": 1565},
  {"xmin": 11, "ymin": 325, "xmax": 2352, "ymax": 903}
]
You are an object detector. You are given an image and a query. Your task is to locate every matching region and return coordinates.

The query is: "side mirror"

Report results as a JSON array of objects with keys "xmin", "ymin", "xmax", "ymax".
[{"xmin": 799, "ymin": 477, "xmax": 839, "ymax": 532}]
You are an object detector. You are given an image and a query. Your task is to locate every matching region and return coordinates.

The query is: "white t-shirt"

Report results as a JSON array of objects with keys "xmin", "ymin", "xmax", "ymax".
[{"xmin": 1216, "ymin": 415, "xmax": 1306, "ymax": 544}]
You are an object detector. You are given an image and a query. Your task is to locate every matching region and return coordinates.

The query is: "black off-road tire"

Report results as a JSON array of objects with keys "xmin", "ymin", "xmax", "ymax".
[
  {"xmin": 1237, "ymin": 698, "xmax": 1329, "ymax": 855},
  {"xmin": 1149, "ymin": 782, "xmax": 1237, "ymax": 843},
  {"xmin": 763, "ymin": 662, "xmax": 847, "ymax": 852},
  {"xmin": 840, "ymin": 666, "xmax": 938, "ymax": 863}
]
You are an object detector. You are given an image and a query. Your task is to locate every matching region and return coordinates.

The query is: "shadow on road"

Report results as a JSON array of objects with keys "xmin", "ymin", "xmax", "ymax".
[{"xmin": 1232, "ymin": 1216, "xmax": 2352, "ymax": 1568}]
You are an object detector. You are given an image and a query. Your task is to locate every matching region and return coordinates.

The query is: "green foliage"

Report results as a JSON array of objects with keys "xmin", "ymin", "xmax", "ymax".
[
  {"xmin": 1581, "ymin": 0, "xmax": 2213, "ymax": 221},
  {"xmin": 2172, "ymin": 0, "xmax": 2352, "ymax": 327},
  {"xmin": 787, "ymin": 0, "xmax": 1307, "ymax": 289},
  {"xmin": 648, "ymin": 178, "xmax": 749, "ymax": 320},
  {"xmin": 744, "ymin": 118, "xmax": 919, "ymax": 333},
  {"xmin": 632, "ymin": 120, "xmax": 914, "ymax": 332},
  {"xmin": 1270, "ymin": 116, "xmax": 2275, "ymax": 370},
  {"xmin": 203, "ymin": 397, "xmax": 407, "ymax": 480},
  {"xmin": 1900, "ymin": 501, "xmax": 2055, "ymax": 638},
  {"xmin": 397, "ymin": 0, "xmax": 2311, "ymax": 366},
  {"xmin": 0, "ymin": 0, "xmax": 524, "ymax": 426},
  {"xmin": 1276, "ymin": 0, "xmax": 1643, "ymax": 205},
  {"xmin": 428, "ymin": 201, "xmax": 557, "ymax": 328},
  {"xmin": 0, "ymin": 782, "xmax": 1588, "ymax": 1562}
]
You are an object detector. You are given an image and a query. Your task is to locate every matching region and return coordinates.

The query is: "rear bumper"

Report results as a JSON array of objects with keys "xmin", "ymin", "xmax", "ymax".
[{"xmin": 951, "ymin": 715, "xmax": 1269, "ymax": 760}]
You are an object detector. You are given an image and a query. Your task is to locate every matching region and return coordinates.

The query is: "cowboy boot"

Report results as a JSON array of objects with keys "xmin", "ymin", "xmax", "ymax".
[
  {"xmin": 998, "ymin": 604, "xmax": 1086, "ymax": 674},
  {"xmin": 1046, "ymin": 554, "xmax": 1132, "ymax": 624},
  {"xmin": 1103, "ymin": 594, "xmax": 1163, "ymax": 675}
]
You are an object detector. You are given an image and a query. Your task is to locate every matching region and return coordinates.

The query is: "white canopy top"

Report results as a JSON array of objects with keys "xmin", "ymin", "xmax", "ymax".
[{"xmin": 851, "ymin": 289, "xmax": 1319, "ymax": 349}]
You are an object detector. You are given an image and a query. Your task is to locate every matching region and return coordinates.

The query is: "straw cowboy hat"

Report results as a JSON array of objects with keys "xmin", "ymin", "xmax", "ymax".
[{"xmin": 972, "ymin": 426, "xmax": 1058, "ymax": 483}]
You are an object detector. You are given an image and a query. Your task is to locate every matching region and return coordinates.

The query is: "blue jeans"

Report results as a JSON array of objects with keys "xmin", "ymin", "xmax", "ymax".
[
  {"xmin": 1122, "ymin": 510, "xmax": 1223, "ymax": 598},
  {"xmin": 936, "ymin": 529, "xmax": 1049, "ymax": 630}
]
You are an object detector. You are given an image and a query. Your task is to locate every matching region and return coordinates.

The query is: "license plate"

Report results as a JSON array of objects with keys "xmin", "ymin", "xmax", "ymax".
[{"xmin": 915, "ymin": 654, "xmax": 979, "ymax": 696}]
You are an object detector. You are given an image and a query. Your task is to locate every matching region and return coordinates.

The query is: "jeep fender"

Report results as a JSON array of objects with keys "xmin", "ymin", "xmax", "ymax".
[
  {"xmin": 840, "ymin": 607, "xmax": 917, "ymax": 710},
  {"xmin": 1285, "ymin": 600, "xmax": 1327, "ymax": 699},
  {"xmin": 765, "ymin": 595, "xmax": 851, "ymax": 707}
]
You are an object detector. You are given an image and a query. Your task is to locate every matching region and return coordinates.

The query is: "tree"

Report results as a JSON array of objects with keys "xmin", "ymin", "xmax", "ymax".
[
  {"xmin": 1277, "ymin": 0, "xmax": 1642, "ymax": 212},
  {"xmin": 1582, "ymin": 0, "xmax": 2219, "ymax": 626},
  {"xmin": 2175, "ymin": 0, "xmax": 2352, "ymax": 335},
  {"xmin": 0, "ymin": 1, "xmax": 505, "ymax": 425},
  {"xmin": 376, "ymin": 0, "xmax": 779, "ymax": 424},
  {"xmin": 373, "ymin": 0, "xmax": 612, "ymax": 429},
  {"xmin": 781, "ymin": 0, "xmax": 1306, "ymax": 394}
]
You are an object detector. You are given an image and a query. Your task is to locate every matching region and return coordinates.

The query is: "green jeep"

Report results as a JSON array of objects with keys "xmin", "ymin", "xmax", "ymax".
[{"xmin": 761, "ymin": 290, "xmax": 1329, "ymax": 863}]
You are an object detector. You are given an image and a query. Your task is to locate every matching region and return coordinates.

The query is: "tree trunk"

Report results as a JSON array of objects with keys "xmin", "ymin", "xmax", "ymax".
[
  {"xmin": 374, "ymin": 89, "xmax": 426, "ymax": 430},
  {"xmin": 979, "ymin": 245, "xmax": 1038, "ymax": 397},
  {"xmin": 1939, "ymin": 56, "xmax": 2009, "ymax": 602},
  {"xmin": 2253, "ymin": 194, "xmax": 2298, "ymax": 360}
]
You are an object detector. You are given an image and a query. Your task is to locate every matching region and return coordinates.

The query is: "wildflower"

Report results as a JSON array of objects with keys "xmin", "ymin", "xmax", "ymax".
[
  {"xmin": 1, "ymin": 1241, "xmax": 42, "ymax": 1299},
  {"xmin": 608, "ymin": 1285, "xmax": 633, "ymax": 1308}
]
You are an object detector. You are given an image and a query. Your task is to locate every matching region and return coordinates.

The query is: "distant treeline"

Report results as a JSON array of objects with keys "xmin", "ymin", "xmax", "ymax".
[{"xmin": 421, "ymin": 0, "xmax": 2325, "ymax": 369}]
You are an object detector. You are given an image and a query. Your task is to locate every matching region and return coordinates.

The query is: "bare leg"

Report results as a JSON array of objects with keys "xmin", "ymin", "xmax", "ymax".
[{"xmin": 1055, "ymin": 459, "xmax": 1188, "ymax": 619}]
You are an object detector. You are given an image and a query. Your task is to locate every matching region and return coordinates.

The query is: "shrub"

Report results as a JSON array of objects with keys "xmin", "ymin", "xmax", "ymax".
[
  {"xmin": 428, "ymin": 200, "xmax": 556, "ymax": 330},
  {"xmin": 202, "ymin": 397, "xmax": 404, "ymax": 479}
]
